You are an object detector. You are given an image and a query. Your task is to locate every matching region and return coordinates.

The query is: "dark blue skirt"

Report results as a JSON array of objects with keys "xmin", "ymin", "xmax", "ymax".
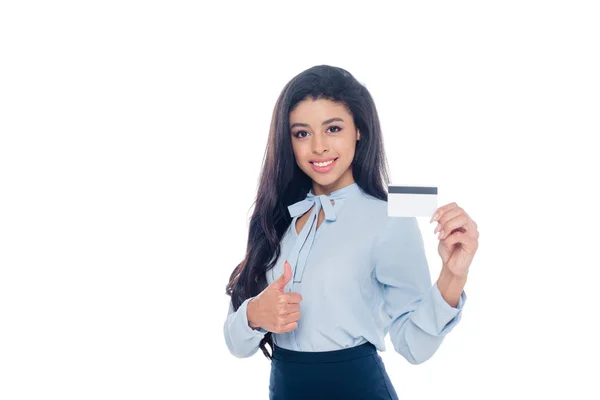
[{"xmin": 269, "ymin": 341, "xmax": 399, "ymax": 399}]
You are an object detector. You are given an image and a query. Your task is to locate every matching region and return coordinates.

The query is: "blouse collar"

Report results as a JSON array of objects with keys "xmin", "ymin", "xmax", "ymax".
[{"xmin": 287, "ymin": 182, "xmax": 361, "ymax": 220}]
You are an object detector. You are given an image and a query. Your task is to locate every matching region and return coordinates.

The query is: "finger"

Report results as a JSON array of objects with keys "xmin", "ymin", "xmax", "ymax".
[
  {"xmin": 285, "ymin": 303, "xmax": 301, "ymax": 314},
  {"xmin": 282, "ymin": 311, "xmax": 301, "ymax": 325},
  {"xmin": 433, "ymin": 207, "xmax": 463, "ymax": 234},
  {"xmin": 438, "ymin": 206, "xmax": 464, "ymax": 225},
  {"xmin": 279, "ymin": 260, "xmax": 292, "ymax": 283},
  {"xmin": 282, "ymin": 292, "xmax": 303, "ymax": 304},
  {"xmin": 430, "ymin": 202, "xmax": 459, "ymax": 223},
  {"xmin": 438, "ymin": 214, "xmax": 470, "ymax": 240},
  {"xmin": 272, "ymin": 261, "xmax": 292, "ymax": 291},
  {"xmin": 464, "ymin": 218, "xmax": 479, "ymax": 239},
  {"xmin": 276, "ymin": 302, "xmax": 300, "ymax": 315},
  {"xmin": 440, "ymin": 231, "xmax": 466, "ymax": 246},
  {"xmin": 278, "ymin": 321, "xmax": 299, "ymax": 333},
  {"xmin": 440, "ymin": 231, "xmax": 478, "ymax": 251}
]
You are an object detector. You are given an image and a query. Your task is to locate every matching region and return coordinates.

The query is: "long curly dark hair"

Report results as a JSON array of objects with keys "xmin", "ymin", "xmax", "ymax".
[{"xmin": 225, "ymin": 65, "xmax": 390, "ymax": 360}]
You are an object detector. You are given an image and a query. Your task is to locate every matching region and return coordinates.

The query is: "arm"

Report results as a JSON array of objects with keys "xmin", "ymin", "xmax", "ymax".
[
  {"xmin": 223, "ymin": 296, "xmax": 268, "ymax": 358},
  {"xmin": 437, "ymin": 266, "xmax": 468, "ymax": 308},
  {"xmin": 372, "ymin": 217, "xmax": 467, "ymax": 365}
]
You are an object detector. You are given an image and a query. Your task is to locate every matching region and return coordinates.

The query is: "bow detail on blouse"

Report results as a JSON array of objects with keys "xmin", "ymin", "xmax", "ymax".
[
  {"xmin": 285, "ymin": 183, "xmax": 361, "ymax": 284},
  {"xmin": 287, "ymin": 191, "xmax": 338, "ymax": 223}
]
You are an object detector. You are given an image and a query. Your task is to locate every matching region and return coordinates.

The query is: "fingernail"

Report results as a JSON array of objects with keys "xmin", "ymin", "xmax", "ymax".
[
  {"xmin": 434, "ymin": 223, "xmax": 441, "ymax": 234},
  {"xmin": 430, "ymin": 213, "xmax": 438, "ymax": 223},
  {"xmin": 438, "ymin": 230, "xmax": 444, "ymax": 239}
]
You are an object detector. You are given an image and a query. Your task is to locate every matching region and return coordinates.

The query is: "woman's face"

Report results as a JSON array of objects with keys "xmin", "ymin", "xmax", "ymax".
[{"xmin": 289, "ymin": 98, "xmax": 360, "ymax": 196}]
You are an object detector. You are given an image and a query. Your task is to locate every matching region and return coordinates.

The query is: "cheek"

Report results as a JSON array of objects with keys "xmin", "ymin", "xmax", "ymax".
[
  {"xmin": 339, "ymin": 139, "xmax": 357, "ymax": 157},
  {"xmin": 292, "ymin": 142, "xmax": 309, "ymax": 158},
  {"xmin": 290, "ymin": 145, "xmax": 307, "ymax": 167}
]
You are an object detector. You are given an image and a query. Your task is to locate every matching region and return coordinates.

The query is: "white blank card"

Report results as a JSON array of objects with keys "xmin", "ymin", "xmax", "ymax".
[{"xmin": 387, "ymin": 185, "xmax": 438, "ymax": 218}]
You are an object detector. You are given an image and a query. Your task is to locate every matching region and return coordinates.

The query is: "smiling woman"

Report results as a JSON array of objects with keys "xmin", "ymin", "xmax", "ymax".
[
  {"xmin": 223, "ymin": 65, "xmax": 467, "ymax": 400},
  {"xmin": 289, "ymin": 100, "xmax": 360, "ymax": 193}
]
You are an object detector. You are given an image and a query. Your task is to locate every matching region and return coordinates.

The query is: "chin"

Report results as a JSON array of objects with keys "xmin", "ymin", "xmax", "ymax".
[{"xmin": 311, "ymin": 174, "xmax": 342, "ymax": 187}]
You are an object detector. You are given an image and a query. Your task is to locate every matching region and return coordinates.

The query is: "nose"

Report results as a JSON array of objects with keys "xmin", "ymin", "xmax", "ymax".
[{"xmin": 311, "ymin": 133, "xmax": 329, "ymax": 154}]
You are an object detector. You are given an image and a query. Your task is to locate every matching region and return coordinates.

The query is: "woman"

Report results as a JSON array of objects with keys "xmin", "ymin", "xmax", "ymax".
[{"xmin": 223, "ymin": 65, "xmax": 479, "ymax": 399}]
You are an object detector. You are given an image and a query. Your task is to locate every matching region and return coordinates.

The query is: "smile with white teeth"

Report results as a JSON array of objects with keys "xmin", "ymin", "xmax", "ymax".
[{"xmin": 312, "ymin": 159, "xmax": 335, "ymax": 167}]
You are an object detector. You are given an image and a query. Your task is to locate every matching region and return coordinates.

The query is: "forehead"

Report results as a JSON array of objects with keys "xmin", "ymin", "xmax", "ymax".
[{"xmin": 289, "ymin": 98, "xmax": 350, "ymax": 122}]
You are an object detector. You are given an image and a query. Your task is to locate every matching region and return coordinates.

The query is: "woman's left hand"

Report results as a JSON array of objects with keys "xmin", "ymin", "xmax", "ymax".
[{"xmin": 431, "ymin": 202, "xmax": 479, "ymax": 278}]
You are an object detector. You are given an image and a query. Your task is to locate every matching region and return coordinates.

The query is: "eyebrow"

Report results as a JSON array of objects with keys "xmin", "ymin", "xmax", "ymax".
[{"xmin": 290, "ymin": 117, "xmax": 344, "ymax": 130}]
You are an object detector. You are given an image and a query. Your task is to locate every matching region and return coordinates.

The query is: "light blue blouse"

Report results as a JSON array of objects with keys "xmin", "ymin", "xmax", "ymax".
[{"xmin": 224, "ymin": 182, "xmax": 467, "ymax": 364}]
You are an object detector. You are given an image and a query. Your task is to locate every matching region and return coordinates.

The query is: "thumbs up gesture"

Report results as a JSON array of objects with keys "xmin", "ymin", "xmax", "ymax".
[{"xmin": 247, "ymin": 261, "xmax": 303, "ymax": 334}]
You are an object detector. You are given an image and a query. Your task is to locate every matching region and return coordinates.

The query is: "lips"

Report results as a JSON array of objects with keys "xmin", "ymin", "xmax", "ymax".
[
  {"xmin": 310, "ymin": 157, "xmax": 338, "ymax": 173},
  {"xmin": 310, "ymin": 157, "xmax": 338, "ymax": 165}
]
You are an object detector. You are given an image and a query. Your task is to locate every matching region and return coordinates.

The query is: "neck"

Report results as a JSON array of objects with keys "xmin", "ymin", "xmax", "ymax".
[{"xmin": 312, "ymin": 176, "xmax": 356, "ymax": 196}]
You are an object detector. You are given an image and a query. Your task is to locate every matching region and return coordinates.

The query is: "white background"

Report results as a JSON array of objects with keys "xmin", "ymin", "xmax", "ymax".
[{"xmin": 1, "ymin": 1, "xmax": 599, "ymax": 399}]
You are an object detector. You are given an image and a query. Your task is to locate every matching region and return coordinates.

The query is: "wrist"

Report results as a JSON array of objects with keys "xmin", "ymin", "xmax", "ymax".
[
  {"xmin": 437, "ymin": 266, "xmax": 467, "ymax": 308},
  {"xmin": 441, "ymin": 264, "xmax": 469, "ymax": 280},
  {"xmin": 247, "ymin": 298, "xmax": 261, "ymax": 329}
]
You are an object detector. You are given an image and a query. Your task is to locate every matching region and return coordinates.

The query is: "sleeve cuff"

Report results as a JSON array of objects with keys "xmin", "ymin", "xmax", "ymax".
[{"xmin": 409, "ymin": 283, "xmax": 467, "ymax": 336}]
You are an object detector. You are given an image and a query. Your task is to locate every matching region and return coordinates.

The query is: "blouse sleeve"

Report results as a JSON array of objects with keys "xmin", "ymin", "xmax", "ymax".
[
  {"xmin": 372, "ymin": 216, "xmax": 467, "ymax": 365},
  {"xmin": 223, "ymin": 296, "xmax": 268, "ymax": 358}
]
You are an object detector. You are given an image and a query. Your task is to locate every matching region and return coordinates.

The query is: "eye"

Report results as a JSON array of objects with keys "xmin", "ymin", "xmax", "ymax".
[
  {"xmin": 292, "ymin": 125, "xmax": 342, "ymax": 139},
  {"xmin": 293, "ymin": 130, "xmax": 309, "ymax": 138}
]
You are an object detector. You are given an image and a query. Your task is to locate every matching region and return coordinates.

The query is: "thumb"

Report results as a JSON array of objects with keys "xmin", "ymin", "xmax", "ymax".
[{"xmin": 272, "ymin": 261, "xmax": 292, "ymax": 291}]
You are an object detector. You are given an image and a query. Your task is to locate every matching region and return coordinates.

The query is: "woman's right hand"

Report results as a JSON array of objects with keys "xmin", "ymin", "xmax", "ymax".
[{"xmin": 247, "ymin": 261, "xmax": 302, "ymax": 334}]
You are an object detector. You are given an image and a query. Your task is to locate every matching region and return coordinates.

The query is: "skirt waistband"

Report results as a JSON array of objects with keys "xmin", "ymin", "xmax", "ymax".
[{"xmin": 272, "ymin": 342, "xmax": 376, "ymax": 363}]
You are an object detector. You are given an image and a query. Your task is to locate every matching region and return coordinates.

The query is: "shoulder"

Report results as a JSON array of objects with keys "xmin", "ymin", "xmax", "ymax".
[
  {"xmin": 352, "ymin": 192, "xmax": 416, "ymax": 228},
  {"xmin": 346, "ymin": 193, "xmax": 420, "ymax": 248},
  {"xmin": 351, "ymin": 191, "xmax": 388, "ymax": 221},
  {"xmin": 353, "ymin": 195, "xmax": 420, "ymax": 244}
]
